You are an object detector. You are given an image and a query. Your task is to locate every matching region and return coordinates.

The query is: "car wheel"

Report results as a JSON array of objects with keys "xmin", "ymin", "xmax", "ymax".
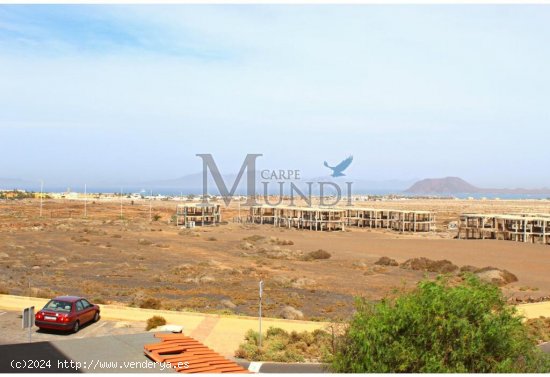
[
  {"xmin": 93, "ymin": 312, "xmax": 100, "ymax": 322},
  {"xmin": 73, "ymin": 321, "xmax": 80, "ymax": 333}
]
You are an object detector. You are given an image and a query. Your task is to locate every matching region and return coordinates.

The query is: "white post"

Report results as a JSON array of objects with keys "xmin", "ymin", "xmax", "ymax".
[
  {"xmin": 259, "ymin": 280, "xmax": 263, "ymax": 350},
  {"xmin": 39, "ymin": 180, "xmax": 44, "ymax": 218},
  {"xmin": 84, "ymin": 184, "xmax": 87, "ymax": 218},
  {"xmin": 149, "ymin": 190, "xmax": 152, "ymax": 223}
]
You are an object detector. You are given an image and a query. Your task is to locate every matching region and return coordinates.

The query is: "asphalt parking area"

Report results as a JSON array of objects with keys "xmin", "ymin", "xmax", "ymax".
[
  {"xmin": 0, "ymin": 311, "xmax": 173, "ymax": 373},
  {"xmin": 0, "ymin": 310, "xmax": 146, "ymax": 345},
  {"xmin": 0, "ymin": 333, "xmax": 175, "ymax": 373}
]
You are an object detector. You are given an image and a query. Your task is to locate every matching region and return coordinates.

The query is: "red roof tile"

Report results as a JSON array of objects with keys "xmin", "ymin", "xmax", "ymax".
[{"xmin": 144, "ymin": 333, "xmax": 251, "ymax": 374}]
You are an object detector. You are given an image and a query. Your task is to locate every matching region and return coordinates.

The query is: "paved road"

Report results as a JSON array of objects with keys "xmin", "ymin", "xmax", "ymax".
[{"xmin": 0, "ymin": 333, "xmax": 173, "ymax": 373}]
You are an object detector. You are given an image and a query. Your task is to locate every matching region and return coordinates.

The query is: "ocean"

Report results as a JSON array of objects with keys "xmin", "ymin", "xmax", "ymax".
[{"xmin": 5, "ymin": 185, "xmax": 549, "ymax": 200}]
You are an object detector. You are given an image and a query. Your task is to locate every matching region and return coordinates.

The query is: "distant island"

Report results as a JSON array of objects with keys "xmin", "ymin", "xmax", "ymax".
[{"xmin": 405, "ymin": 177, "xmax": 550, "ymax": 195}]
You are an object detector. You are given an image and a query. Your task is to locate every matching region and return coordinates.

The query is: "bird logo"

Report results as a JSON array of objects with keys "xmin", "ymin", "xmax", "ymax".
[{"xmin": 323, "ymin": 156, "xmax": 353, "ymax": 177}]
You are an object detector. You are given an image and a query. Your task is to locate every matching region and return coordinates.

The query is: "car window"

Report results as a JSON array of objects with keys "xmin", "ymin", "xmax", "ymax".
[
  {"xmin": 81, "ymin": 299, "xmax": 91, "ymax": 308},
  {"xmin": 76, "ymin": 301, "xmax": 84, "ymax": 311},
  {"xmin": 44, "ymin": 300, "xmax": 72, "ymax": 312}
]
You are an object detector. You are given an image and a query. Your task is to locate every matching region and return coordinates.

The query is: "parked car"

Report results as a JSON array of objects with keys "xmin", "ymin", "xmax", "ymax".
[{"xmin": 35, "ymin": 296, "xmax": 100, "ymax": 333}]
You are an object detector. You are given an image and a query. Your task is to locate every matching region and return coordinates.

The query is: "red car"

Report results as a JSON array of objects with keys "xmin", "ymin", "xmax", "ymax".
[{"xmin": 35, "ymin": 296, "xmax": 100, "ymax": 333}]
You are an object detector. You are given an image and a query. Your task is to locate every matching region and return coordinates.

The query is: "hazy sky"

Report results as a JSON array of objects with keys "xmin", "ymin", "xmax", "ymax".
[{"xmin": 1, "ymin": 5, "xmax": 549, "ymax": 188}]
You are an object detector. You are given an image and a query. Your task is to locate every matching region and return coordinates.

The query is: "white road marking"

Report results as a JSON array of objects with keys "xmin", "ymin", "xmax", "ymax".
[
  {"xmin": 0, "ymin": 311, "xmax": 7, "ymax": 316},
  {"xmin": 248, "ymin": 362, "xmax": 263, "ymax": 373}
]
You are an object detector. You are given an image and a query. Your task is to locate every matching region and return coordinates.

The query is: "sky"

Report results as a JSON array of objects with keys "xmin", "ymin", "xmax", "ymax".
[{"xmin": 0, "ymin": 5, "xmax": 549, "ymax": 189}]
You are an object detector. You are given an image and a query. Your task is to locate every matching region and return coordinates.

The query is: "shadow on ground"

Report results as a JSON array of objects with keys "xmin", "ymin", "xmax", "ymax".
[{"xmin": 0, "ymin": 341, "xmax": 79, "ymax": 373}]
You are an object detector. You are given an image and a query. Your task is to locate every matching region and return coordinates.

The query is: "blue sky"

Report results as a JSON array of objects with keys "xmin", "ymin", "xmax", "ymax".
[{"xmin": 1, "ymin": 5, "xmax": 549, "ymax": 188}]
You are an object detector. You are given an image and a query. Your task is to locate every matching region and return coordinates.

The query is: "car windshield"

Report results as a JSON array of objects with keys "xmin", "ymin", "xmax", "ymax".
[{"xmin": 43, "ymin": 300, "xmax": 72, "ymax": 312}]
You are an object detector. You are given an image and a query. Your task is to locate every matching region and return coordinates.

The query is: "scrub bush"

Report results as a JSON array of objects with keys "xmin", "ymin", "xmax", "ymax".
[{"xmin": 332, "ymin": 275, "xmax": 550, "ymax": 373}]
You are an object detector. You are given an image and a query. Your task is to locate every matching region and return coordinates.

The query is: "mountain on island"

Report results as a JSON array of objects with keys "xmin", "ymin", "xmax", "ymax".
[
  {"xmin": 405, "ymin": 177, "xmax": 478, "ymax": 194},
  {"xmin": 405, "ymin": 177, "xmax": 550, "ymax": 195}
]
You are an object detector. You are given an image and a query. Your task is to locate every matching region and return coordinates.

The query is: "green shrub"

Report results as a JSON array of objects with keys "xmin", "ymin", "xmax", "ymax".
[
  {"xmin": 267, "ymin": 327, "xmax": 288, "ymax": 338},
  {"xmin": 235, "ymin": 341, "xmax": 260, "ymax": 360},
  {"xmin": 145, "ymin": 315, "xmax": 166, "ymax": 331},
  {"xmin": 331, "ymin": 275, "xmax": 550, "ymax": 373},
  {"xmin": 235, "ymin": 326, "xmax": 332, "ymax": 362}
]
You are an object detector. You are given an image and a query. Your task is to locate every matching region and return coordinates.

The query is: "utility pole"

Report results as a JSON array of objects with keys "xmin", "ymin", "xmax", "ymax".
[{"xmin": 259, "ymin": 280, "xmax": 263, "ymax": 350}]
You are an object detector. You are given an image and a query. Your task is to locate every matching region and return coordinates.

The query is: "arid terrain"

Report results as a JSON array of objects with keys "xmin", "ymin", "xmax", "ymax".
[{"xmin": 1, "ymin": 198, "xmax": 549, "ymax": 321}]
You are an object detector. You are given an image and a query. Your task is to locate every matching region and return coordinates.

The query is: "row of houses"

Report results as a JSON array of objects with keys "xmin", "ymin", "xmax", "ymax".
[
  {"xmin": 248, "ymin": 205, "xmax": 435, "ymax": 232},
  {"xmin": 175, "ymin": 204, "xmax": 436, "ymax": 233},
  {"xmin": 458, "ymin": 213, "xmax": 550, "ymax": 245},
  {"xmin": 175, "ymin": 204, "xmax": 550, "ymax": 246}
]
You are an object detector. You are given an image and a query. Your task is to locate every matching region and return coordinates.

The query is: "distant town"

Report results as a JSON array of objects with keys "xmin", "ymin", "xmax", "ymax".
[{"xmin": 0, "ymin": 188, "xmax": 499, "ymax": 203}]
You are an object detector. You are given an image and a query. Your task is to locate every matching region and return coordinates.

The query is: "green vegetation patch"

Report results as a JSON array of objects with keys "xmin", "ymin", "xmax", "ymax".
[
  {"xmin": 235, "ymin": 327, "xmax": 333, "ymax": 363},
  {"xmin": 331, "ymin": 275, "xmax": 550, "ymax": 373}
]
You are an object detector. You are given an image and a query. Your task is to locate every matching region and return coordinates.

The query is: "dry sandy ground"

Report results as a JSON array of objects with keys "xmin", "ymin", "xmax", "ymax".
[{"xmin": 0, "ymin": 198, "xmax": 549, "ymax": 321}]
